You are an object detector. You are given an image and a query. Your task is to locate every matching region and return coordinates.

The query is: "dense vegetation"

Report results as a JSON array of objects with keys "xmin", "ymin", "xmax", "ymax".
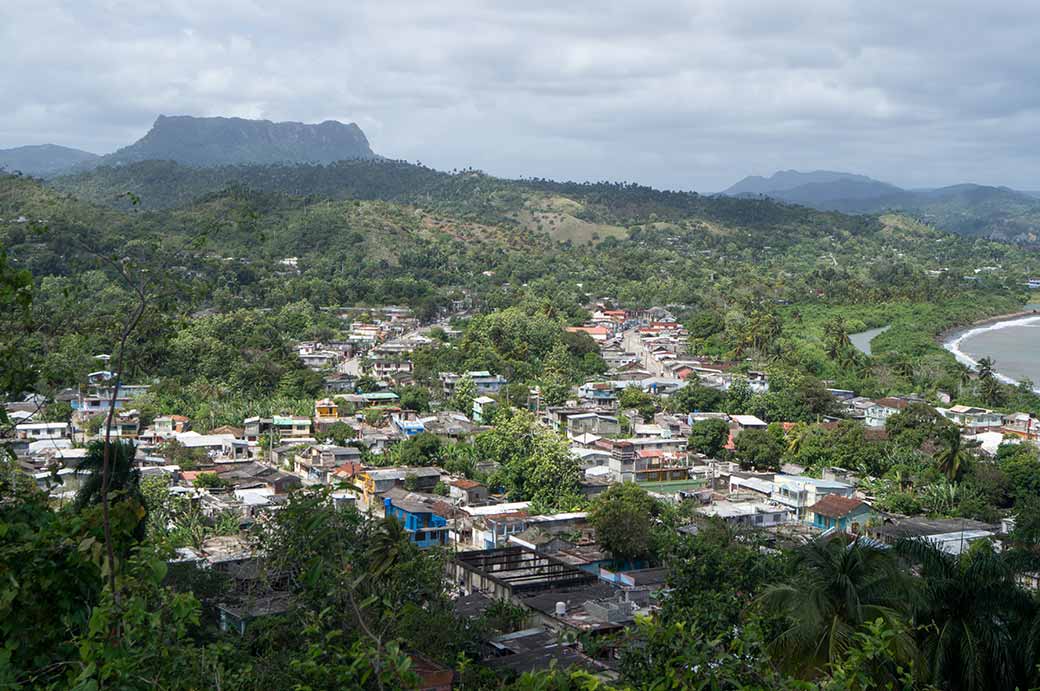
[{"xmin": 5, "ymin": 154, "xmax": 1040, "ymax": 688}]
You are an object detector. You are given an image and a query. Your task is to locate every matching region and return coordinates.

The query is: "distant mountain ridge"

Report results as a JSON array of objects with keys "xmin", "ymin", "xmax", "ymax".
[
  {"xmin": 721, "ymin": 169, "xmax": 1040, "ymax": 244},
  {"xmin": 723, "ymin": 170, "xmax": 897, "ymax": 196},
  {"xmin": 84, "ymin": 115, "xmax": 375, "ymax": 169},
  {"xmin": 0, "ymin": 144, "xmax": 99, "ymax": 177}
]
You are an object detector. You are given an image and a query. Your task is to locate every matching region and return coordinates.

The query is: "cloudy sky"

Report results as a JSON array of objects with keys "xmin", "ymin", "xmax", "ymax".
[{"xmin": 3, "ymin": 1, "xmax": 1039, "ymax": 192}]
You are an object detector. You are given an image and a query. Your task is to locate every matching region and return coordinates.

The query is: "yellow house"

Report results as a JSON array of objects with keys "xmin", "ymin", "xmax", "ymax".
[{"xmin": 314, "ymin": 398, "xmax": 339, "ymax": 419}]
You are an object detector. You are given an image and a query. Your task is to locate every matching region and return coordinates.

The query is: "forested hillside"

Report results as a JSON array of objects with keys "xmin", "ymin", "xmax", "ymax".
[{"xmin": 4, "ymin": 163, "xmax": 1040, "ymax": 407}]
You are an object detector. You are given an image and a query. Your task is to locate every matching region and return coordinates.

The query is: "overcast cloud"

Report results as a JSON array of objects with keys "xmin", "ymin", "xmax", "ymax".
[{"xmin": 3, "ymin": 1, "xmax": 1039, "ymax": 191}]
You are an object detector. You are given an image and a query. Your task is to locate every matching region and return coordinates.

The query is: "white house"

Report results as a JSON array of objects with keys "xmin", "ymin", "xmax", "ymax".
[
  {"xmin": 771, "ymin": 474, "xmax": 855, "ymax": 519},
  {"xmin": 939, "ymin": 405, "xmax": 1004, "ymax": 433},
  {"xmin": 15, "ymin": 422, "xmax": 70, "ymax": 440}
]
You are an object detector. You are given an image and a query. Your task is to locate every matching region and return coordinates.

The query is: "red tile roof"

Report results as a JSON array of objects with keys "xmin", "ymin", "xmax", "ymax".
[{"xmin": 449, "ymin": 478, "xmax": 482, "ymax": 489}]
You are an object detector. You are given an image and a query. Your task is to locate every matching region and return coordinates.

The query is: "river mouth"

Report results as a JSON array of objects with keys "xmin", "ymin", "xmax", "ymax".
[{"xmin": 944, "ymin": 314, "xmax": 1040, "ymax": 391}]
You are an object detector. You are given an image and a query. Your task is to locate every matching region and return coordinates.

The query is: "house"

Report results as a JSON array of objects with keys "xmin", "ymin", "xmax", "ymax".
[
  {"xmin": 577, "ymin": 382, "xmax": 618, "ymax": 407},
  {"xmin": 939, "ymin": 405, "xmax": 1004, "ymax": 433},
  {"xmin": 729, "ymin": 415, "xmax": 768, "ymax": 434},
  {"xmin": 361, "ymin": 391, "xmax": 400, "ymax": 406},
  {"xmin": 809, "ymin": 495, "xmax": 874, "ymax": 532},
  {"xmin": 470, "ymin": 510, "xmax": 588, "ymax": 550},
  {"xmin": 565, "ymin": 326, "xmax": 610, "ymax": 341},
  {"xmin": 218, "ymin": 593, "xmax": 293, "ymax": 635},
  {"xmin": 565, "ymin": 412, "xmax": 620, "ymax": 438},
  {"xmin": 1003, "ymin": 413, "xmax": 1040, "ymax": 441},
  {"xmin": 448, "ymin": 478, "xmax": 488, "ymax": 506},
  {"xmin": 383, "ymin": 491, "xmax": 452, "ymax": 548},
  {"xmin": 772, "ymin": 474, "xmax": 854, "ymax": 519},
  {"xmin": 73, "ymin": 383, "xmax": 150, "ymax": 414},
  {"xmin": 245, "ymin": 416, "xmax": 309, "ymax": 443},
  {"xmin": 470, "ymin": 395, "xmax": 496, "ymax": 423},
  {"xmin": 153, "ymin": 415, "xmax": 191, "ymax": 437},
  {"xmin": 865, "ymin": 397, "xmax": 909, "ymax": 427},
  {"xmin": 15, "ymin": 422, "xmax": 70, "ymax": 440},
  {"xmin": 440, "ymin": 371, "xmax": 508, "ymax": 396},
  {"xmin": 106, "ymin": 410, "xmax": 141, "ymax": 439},
  {"xmin": 843, "ymin": 397, "xmax": 876, "ymax": 420},
  {"xmin": 419, "ymin": 412, "xmax": 487, "ymax": 441},
  {"xmin": 695, "ymin": 498, "xmax": 788, "ymax": 529},
  {"xmin": 313, "ymin": 398, "xmax": 339, "ymax": 421},
  {"xmin": 608, "ymin": 441, "xmax": 689, "ymax": 483},
  {"xmin": 173, "ymin": 432, "xmax": 250, "ymax": 459},
  {"xmin": 392, "ymin": 415, "xmax": 426, "ymax": 437},
  {"xmin": 868, "ymin": 516, "xmax": 1000, "ymax": 555},
  {"xmin": 297, "ymin": 345, "xmax": 341, "ymax": 370},
  {"xmin": 353, "ymin": 467, "xmax": 442, "ymax": 506},
  {"xmin": 293, "ymin": 444, "xmax": 363, "ymax": 484},
  {"xmin": 273, "ymin": 415, "xmax": 311, "ymax": 439}
]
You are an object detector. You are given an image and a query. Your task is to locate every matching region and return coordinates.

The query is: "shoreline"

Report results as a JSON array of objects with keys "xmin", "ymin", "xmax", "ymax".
[
  {"xmin": 941, "ymin": 309, "xmax": 1040, "ymax": 389},
  {"xmin": 937, "ymin": 309, "xmax": 1039, "ymax": 346}
]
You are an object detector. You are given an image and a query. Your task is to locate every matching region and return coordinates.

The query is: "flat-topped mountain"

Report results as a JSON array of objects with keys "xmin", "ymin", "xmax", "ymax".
[
  {"xmin": 0, "ymin": 144, "xmax": 99, "ymax": 177},
  {"xmin": 88, "ymin": 115, "xmax": 376, "ymax": 169}
]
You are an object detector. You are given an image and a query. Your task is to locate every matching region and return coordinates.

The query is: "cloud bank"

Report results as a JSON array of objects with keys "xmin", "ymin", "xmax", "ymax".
[{"xmin": 3, "ymin": 0, "xmax": 1039, "ymax": 191}]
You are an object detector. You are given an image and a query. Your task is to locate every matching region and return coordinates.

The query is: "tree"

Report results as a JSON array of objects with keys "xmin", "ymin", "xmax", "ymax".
[
  {"xmin": 669, "ymin": 383, "xmax": 724, "ymax": 413},
  {"xmin": 192, "ymin": 472, "xmax": 230, "ymax": 489},
  {"xmin": 392, "ymin": 432, "xmax": 444, "ymax": 467},
  {"xmin": 396, "ymin": 385, "xmax": 430, "ymax": 412},
  {"xmin": 319, "ymin": 420, "xmax": 357, "ymax": 447},
  {"xmin": 760, "ymin": 535, "xmax": 915, "ymax": 678},
  {"xmin": 618, "ymin": 386, "xmax": 657, "ymax": 422},
  {"xmin": 725, "ymin": 376, "xmax": 754, "ymax": 414},
  {"xmin": 975, "ymin": 356, "xmax": 1005, "ymax": 406},
  {"xmin": 588, "ymin": 483, "xmax": 657, "ymax": 564},
  {"xmin": 73, "ymin": 440, "xmax": 142, "ymax": 515},
  {"xmin": 479, "ymin": 408, "xmax": 583, "ymax": 511},
  {"xmin": 733, "ymin": 428, "xmax": 784, "ymax": 471},
  {"xmin": 687, "ymin": 418, "xmax": 730, "ymax": 458},
  {"xmin": 933, "ymin": 427, "xmax": 979, "ymax": 483},
  {"xmin": 886, "ymin": 403, "xmax": 952, "ymax": 449},
  {"xmin": 451, "ymin": 373, "xmax": 478, "ymax": 416},
  {"xmin": 896, "ymin": 538, "xmax": 1031, "ymax": 691},
  {"xmin": 823, "ymin": 315, "xmax": 852, "ymax": 361}
]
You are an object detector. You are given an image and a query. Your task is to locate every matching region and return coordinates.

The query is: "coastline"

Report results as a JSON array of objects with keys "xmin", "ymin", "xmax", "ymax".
[
  {"xmin": 941, "ymin": 309, "xmax": 1040, "ymax": 388},
  {"xmin": 937, "ymin": 309, "xmax": 1039, "ymax": 346}
]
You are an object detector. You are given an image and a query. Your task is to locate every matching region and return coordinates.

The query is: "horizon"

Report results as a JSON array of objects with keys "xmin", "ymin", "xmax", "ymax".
[
  {"xmin": 3, "ymin": 120, "xmax": 1035, "ymax": 196},
  {"xmin": 4, "ymin": 2, "xmax": 1040, "ymax": 192}
]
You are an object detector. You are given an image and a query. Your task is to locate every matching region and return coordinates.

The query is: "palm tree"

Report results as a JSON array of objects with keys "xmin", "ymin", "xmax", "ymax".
[
  {"xmin": 933, "ymin": 428, "xmax": 979, "ymax": 483},
  {"xmin": 73, "ymin": 439, "xmax": 140, "ymax": 512},
  {"xmin": 823, "ymin": 316, "xmax": 852, "ymax": 361},
  {"xmin": 759, "ymin": 535, "xmax": 916, "ymax": 678},
  {"xmin": 367, "ymin": 515, "xmax": 409, "ymax": 577},
  {"xmin": 896, "ymin": 538, "xmax": 1031, "ymax": 691},
  {"xmin": 976, "ymin": 357, "xmax": 996, "ymax": 381}
]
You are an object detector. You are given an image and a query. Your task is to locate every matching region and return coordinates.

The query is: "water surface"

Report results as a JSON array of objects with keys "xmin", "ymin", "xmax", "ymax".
[
  {"xmin": 946, "ymin": 314, "xmax": 1040, "ymax": 390},
  {"xmin": 849, "ymin": 325, "xmax": 890, "ymax": 355}
]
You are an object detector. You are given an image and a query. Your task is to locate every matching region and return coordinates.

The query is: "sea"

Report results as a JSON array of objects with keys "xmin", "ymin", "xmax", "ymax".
[{"xmin": 945, "ymin": 312, "xmax": 1040, "ymax": 390}]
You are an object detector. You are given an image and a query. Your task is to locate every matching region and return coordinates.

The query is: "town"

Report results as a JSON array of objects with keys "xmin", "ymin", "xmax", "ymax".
[{"xmin": 7, "ymin": 298, "xmax": 1039, "ymax": 687}]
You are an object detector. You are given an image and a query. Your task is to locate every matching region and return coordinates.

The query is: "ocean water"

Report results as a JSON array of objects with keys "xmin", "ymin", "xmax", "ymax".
[{"xmin": 946, "ymin": 315, "xmax": 1040, "ymax": 389}]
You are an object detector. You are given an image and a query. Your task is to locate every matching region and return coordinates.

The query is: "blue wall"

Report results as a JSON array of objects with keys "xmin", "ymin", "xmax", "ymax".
[{"xmin": 384, "ymin": 500, "xmax": 448, "ymax": 548}]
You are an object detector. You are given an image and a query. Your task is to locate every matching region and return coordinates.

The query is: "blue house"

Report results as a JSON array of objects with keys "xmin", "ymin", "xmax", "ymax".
[
  {"xmin": 383, "ymin": 492, "xmax": 450, "ymax": 548},
  {"xmin": 392, "ymin": 415, "xmax": 426, "ymax": 437},
  {"xmin": 809, "ymin": 495, "xmax": 873, "ymax": 533}
]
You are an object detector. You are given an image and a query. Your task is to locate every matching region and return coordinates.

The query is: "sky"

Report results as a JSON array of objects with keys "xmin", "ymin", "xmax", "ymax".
[{"xmin": 3, "ymin": 1, "xmax": 1039, "ymax": 193}]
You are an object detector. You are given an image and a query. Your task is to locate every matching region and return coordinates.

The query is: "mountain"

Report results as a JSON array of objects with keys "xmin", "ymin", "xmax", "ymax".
[
  {"xmin": 722, "ymin": 170, "xmax": 1040, "ymax": 245},
  {"xmin": 722, "ymin": 170, "xmax": 902, "ymax": 206},
  {"xmin": 0, "ymin": 144, "xmax": 100, "ymax": 177},
  {"xmin": 80, "ymin": 115, "xmax": 375, "ymax": 170}
]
